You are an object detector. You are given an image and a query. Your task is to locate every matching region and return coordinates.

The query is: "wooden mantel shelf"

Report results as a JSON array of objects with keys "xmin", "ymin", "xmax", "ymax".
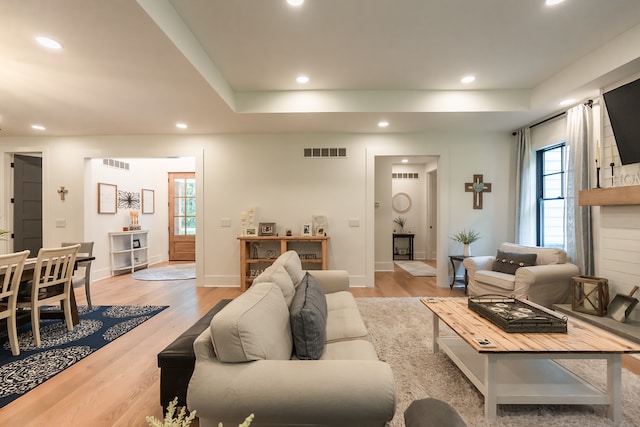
[{"xmin": 579, "ymin": 185, "xmax": 640, "ymax": 206}]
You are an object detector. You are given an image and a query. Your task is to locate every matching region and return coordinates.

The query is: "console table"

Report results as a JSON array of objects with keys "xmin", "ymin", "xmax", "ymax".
[
  {"xmin": 393, "ymin": 233, "xmax": 414, "ymax": 260},
  {"xmin": 238, "ymin": 235, "xmax": 329, "ymax": 291}
]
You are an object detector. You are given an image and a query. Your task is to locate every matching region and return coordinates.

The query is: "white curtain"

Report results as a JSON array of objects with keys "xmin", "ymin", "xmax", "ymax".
[
  {"xmin": 565, "ymin": 104, "xmax": 593, "ymax": 275},
  {"xmin": 515, "ymin": 128, "xmax": 536, "ymax": 245}
]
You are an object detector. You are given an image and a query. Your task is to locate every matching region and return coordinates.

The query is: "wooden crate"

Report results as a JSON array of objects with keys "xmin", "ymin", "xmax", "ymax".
[{"xmin": 571, "ymin": 275, "xmax": 609, "ymax": 316}]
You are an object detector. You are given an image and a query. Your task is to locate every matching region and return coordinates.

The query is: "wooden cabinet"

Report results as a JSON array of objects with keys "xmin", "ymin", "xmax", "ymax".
[
  {"xmin": 238, "ymin": 236, "xmax": 330, "ymax": 291},
  {"xmin": 109, "ymin": 230, "xmax": 149, "ymax": 275}
]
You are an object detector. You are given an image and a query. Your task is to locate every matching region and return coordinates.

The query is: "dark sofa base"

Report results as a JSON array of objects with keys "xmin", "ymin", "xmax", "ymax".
[{"xmin": 157, "ymin": 299, "xmax": 232, "ymax": 410}]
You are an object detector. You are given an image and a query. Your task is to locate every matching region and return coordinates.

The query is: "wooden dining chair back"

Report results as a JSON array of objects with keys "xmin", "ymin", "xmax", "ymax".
[
  {"xmin": 0, "ymin": 250, "xmax": 30, "ymax": 356},
  {"xmin": 17, "ymin": 244, "xmax": 80, "ymax": 347},
  {"xmin": 62, "ymin": 241, "xmax": 94, "ymax": 309}
]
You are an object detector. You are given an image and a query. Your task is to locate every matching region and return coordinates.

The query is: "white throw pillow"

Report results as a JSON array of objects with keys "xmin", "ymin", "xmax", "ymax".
[
  {"xmin": 210, "ymin": 282, "xmax": 293, "ymax": 362},
  {"xmin": 253, "ymin": 264, "xmax": 295, "ymax": 307},
  {"xmin": 272, "ymin": 250, "xmax": 305, "ymax": 285}
]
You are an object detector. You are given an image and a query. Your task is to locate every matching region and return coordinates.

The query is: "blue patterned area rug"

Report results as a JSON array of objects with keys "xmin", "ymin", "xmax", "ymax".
[{"xmin": 0, "ymin": 305, "xmax": 167, "ymax": 408}]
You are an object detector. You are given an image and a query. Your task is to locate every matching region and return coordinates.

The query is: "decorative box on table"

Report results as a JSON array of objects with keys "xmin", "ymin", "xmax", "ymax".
[
  {"xmin": 468, "ymin": 296, "xmax": 567, "ymax": 333},
  {"xmin": 571, "ymin": 275, "xmax": 609, "ymax": 317}
]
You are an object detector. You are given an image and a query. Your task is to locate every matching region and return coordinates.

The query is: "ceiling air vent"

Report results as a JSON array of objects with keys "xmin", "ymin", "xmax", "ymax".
[
  {"xmin": 392, "ymin": 173, "xmax": 419, "ymax": 179},
  {"xmin": 303, "ymin": 148, "xmax": 347, "ymax": 158},
  {"xmin": 103, "ymin": 158, "xmax": 130, "ymax": 171}
]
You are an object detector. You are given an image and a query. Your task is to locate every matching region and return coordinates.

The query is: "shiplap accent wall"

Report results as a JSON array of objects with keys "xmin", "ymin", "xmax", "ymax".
[{"xmin": 598, "ymin": 76, "xmax": 640, "ymax": 321}]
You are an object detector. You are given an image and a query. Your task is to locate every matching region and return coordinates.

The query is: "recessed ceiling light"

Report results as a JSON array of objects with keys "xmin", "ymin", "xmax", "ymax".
[
  {"xmin": 378, "ymin": 121, "xmax": 389, "ymax": 128},
  {"xmin": 546, "ymin": 0, "xmax": 565, "ymax": 6},
  {"xmin": 176, "ymin": 122, "xmax": 188, "ymax": 129},
  {"xmin": 31, "ymin": 124, "xmax": 46, "ymax": 130},
  {"xmin": 461, "ymin": 75, "xmax": 476, "ymax": 84},
  {"xmin": 287, "ymin": 0, "xmax": 304, "ymax": 6},
  {"xmin": 296, "ymin": 75, "xmax": 309, "ymax": 84},
  {"xmin": 35, "ymin": 36, "xmax": 62, "ymax": 49},
  {"xmin": 559, "ymin": 98, "xmax": 575, "ymax": 106},
  {"xmin": 402, "ymin": 159, "xmax": 409, "ymax": 163}
]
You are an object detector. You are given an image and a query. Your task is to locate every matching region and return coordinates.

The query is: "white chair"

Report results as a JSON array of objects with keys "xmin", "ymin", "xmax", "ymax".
[
  {"xmin": 62, "ymin": 241, "xmax": 94, "ymax": 309},
  {"xmin": 17, "ymin": 244, "xmax": 80, "ymax": 347},
  {"xmin": 0, "ymin": 250, "xmax": 30, "ymax": 355}
]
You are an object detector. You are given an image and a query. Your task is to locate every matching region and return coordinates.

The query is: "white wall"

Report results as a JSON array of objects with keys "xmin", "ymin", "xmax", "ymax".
[{"xmin": 1, "ymin": 131, "xmax": 515, "ymax": 288}]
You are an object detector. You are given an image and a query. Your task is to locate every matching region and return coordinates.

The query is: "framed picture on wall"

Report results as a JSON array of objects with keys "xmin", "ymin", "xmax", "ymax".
[
  {"xmin": 98, "ymin": 183, "xmax": 117, "ymax": 214},
  {"xmin": 142, "ymin": 188, "xmax": 155, "ymax": 214}
]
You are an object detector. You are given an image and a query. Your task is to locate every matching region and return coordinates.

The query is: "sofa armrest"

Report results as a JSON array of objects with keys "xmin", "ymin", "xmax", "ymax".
[
  {"xmin": 187, "ymin": 357, "xmax": 395, "ymax": 426},
  {"xmin": 514, "ymin": 263, "xmax": 580, "ymax": 307},
  {"xmin": 307, "ymin": 269, "xmax": 349, "ymax": 294},
  {"xmin": 463, "ymin": 256, "xmax": 495, "ymax": 277}
]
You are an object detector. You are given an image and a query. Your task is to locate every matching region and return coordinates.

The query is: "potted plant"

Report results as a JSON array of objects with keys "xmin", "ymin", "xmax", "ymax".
[
  {"xmin": 451, "ymin": 229, "xmax": 481, "ymax": 256},
  {"xmin": 393, "ymin": 216, "xmax": 407, "ymax": 233},
  {"xmin": 146, "ymin": 397, "xmax": 254, "ymax": 427}
]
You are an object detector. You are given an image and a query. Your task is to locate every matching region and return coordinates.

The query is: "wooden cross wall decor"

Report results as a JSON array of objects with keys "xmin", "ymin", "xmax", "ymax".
[
  {"xmin": 465, "ymin": 174, "xmax": 492, "ymax": 209},
  {"xmin": 57, "ymin": 186, "xmax": 68, "ymax": 201}
]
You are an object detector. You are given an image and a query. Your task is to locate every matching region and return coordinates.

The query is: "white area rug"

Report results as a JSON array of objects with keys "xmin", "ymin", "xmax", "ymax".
[
  {"xmin": 356, "ymin": 297, "xmax": 640, "ymax": 427},
  {"xmin": 394, "ymin": 260, "xmax": 437, "ymax": 276},
  {"xmin": 131, "ymin": 264, "xmax": 195, "ymax": 281}
]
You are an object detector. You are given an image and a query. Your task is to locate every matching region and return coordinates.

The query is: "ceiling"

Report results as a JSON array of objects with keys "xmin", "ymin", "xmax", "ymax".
[{"xmin": 1, "ymin": 0, "xmax": 640, "ymax": 137}]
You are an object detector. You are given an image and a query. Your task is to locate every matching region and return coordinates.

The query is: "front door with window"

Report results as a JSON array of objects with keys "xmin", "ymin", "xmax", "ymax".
[{"xmin": 169, "ymin": 172, "xmax": 195, "ymax": 261}]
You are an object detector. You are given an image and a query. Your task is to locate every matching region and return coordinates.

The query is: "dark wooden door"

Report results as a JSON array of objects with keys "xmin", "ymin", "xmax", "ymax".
[{"xmin": 13, "ymin": 154, "xmax": 43, "ymax": 255}]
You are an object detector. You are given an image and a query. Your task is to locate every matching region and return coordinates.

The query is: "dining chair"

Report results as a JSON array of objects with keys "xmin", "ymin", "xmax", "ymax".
[
  {"xmin": 62, "ymin": 241, "xmax": 94, "ymax": 309},
  {"xmin": 17, "ymin": 244, "xmax": 80, "ymax": 347},
  {"xmin": 0, "ymin": 250, "xmax": 30, "ymax": 355}
]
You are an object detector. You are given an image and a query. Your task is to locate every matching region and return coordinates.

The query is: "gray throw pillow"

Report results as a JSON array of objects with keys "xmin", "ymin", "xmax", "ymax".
[
  {"xmin": 290, "ymin": 272, "xmax": 327, "ymax": 360},
  {"xmin": 492, "ymin": 250, "xmax": 537, "ymax": 275}
]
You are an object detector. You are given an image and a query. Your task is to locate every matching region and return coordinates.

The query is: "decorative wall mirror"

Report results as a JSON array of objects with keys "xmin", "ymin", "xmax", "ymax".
[{"xmin": 392, "ymin": 192, "xmax": 412, "ymax": 213}]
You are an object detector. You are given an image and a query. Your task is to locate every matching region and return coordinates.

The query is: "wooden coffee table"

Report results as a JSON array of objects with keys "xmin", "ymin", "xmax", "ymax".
[{"xmin": 421, "ymin": 297, "xmax": 640, "ymax": 422}]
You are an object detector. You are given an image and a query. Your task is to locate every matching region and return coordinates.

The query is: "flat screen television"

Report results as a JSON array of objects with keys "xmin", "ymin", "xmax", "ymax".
[{"xmin": 603, "ymin": 78, "xmax": 640, "ymax": 165}]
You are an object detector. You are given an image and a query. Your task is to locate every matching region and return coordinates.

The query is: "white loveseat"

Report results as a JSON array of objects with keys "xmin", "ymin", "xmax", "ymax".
[
  {"xmin": 463, "ymin": 242, "xmax": 580, "ymax": 308},
  {"xmin": 187, "ymin": 251, "xmax": 396, "ymax": 427}
]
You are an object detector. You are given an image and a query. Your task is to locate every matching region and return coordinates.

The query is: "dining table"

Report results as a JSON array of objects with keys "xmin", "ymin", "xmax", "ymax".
[{"xmin": 12, "ymin": 255, "xmax": 96, "ymax": 326}]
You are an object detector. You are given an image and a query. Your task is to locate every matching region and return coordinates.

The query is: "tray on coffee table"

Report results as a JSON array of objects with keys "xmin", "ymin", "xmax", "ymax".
[{"xmin": 468, "ymin": 295, "xmax": 567, "ymax": 333}]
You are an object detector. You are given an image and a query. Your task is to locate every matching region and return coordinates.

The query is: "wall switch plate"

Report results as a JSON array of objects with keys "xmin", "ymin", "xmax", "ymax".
[
  {"xmin": 348, "ymin": 218, "xmax": 360, "ymax": 227},
  {"xmin": 220, "ymin": 218, "xmax": 231, "ymax": 227},
  {"xmin": 55, "ymin": 219, "xmax": 66, "ymax": 228}
]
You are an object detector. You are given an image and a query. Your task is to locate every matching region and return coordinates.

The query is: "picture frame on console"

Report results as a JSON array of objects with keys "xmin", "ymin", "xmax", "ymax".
[
  {"xmin": 259, "ymin": 222, "xmax": 276, "ymax": 236},
  {"xmin": 301, "ymin": 223, "xmax": 312, "ymax": 236}
]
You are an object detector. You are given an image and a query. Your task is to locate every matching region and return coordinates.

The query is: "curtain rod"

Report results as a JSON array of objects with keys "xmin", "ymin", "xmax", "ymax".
[{"xmin": 511, "ymin": 99, "xmax": 594, "ymax": 136}]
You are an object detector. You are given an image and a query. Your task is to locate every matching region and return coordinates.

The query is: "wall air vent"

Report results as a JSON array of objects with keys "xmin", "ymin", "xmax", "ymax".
[
  {"xmin": 303, "ymin": 148, "xmax": 347, "ymax": 158},
  {"xmin": 103, "ymin": 158, "xmax": 130, "ymax": 171},
  {"xmin": 392, "ymin": 173, "xmax": 419, "ymax": 179}
]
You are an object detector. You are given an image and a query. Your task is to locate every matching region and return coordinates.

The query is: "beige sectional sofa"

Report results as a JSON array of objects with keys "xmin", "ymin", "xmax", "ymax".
[
  {"xmin": 464, "ymin": 242, "xmax": 580, "ymax": 308},
  {"xmin": 187, "ymin": 251, "xmax": 396, "ymax": 427}
]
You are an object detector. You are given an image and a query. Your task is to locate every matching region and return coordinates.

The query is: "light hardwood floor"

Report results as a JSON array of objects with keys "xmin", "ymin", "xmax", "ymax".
[{"xmin": 2, "ymin": 261, "xmax": 638, "ymax": 426}]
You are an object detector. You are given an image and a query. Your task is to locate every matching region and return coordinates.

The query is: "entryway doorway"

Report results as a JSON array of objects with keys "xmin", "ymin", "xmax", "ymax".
[{"xmin": 168, "ymin": 172, "xmax": 195, "ymax": 261}]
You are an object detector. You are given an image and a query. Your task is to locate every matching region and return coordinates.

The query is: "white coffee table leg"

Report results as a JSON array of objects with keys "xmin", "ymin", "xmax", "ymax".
[
  {"xmin": 484, "ymin": 355, "xmax": 498, "ymax": 420},
  {"xmin": 431, "ymin": 315, "xmax": 439, "ymax": 353},
  {"xmin": 606, "ymin": 354, "xmax": 622, "ymax": 423}
]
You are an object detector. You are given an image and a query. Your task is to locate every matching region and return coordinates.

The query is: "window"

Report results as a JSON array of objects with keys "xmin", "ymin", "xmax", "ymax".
[
  {"xmin": 536, "ymin": 144, "xmax": 565, "ymax": 248},
  {"xmin": 173, "ymin": 176, "xmax": 196, "ymax": 236}
]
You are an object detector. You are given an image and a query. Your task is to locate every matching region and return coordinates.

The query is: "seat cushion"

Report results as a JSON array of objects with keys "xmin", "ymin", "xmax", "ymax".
[
  {"xmin": 290, "ymin": 272, "xmax": 327, "ymax": 360},
  {"xmin": 474, "ymin": 270, "xmax": 516, "ymax": 291},
  {"xmin": 321, "ymin": 339, "xmax": 379, "ymax": 360},
  {"xmin": 492, "ymin": 250, "xmax": 537, "ymax": 275},
  {"xmin": 210, "ymin": 282, "xmax": 292, "ymax": 363},
  {"xmin": 252, "ymin": 264, "xmax": 295, "ymax": 306}
]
